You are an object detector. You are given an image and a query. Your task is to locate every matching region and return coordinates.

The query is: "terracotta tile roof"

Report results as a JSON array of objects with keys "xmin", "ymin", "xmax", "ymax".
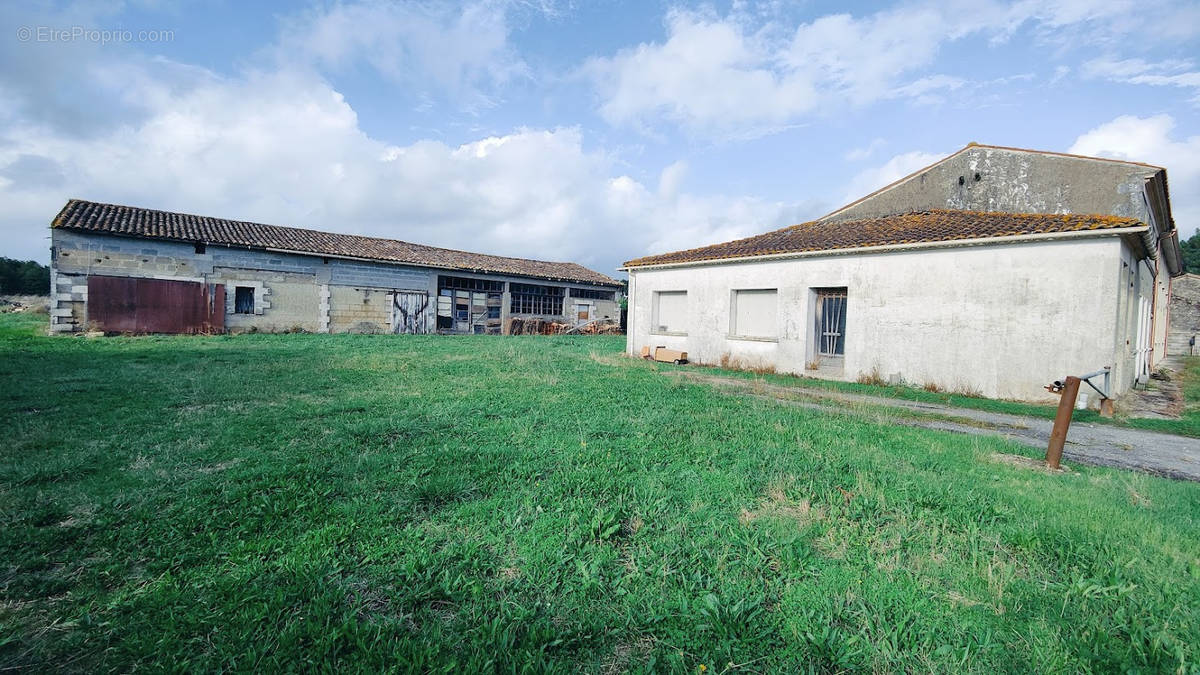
[
  {"xmin": 52, "ymin": 200, "xmax": 620, "ymax": 286},
  {"xmin": 623, "ymin": 209, "xmax": 1144, "ymax": 268}
]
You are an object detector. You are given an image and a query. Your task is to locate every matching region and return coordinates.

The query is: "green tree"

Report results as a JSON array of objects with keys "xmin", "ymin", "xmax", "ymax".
[
  {"xmin": 0, "ymin": 257, "xmax": 51, "ymax": 295},
  {"xmin": 1182, "ymin": 230, "xmax": 1200, "ymax": 275}
]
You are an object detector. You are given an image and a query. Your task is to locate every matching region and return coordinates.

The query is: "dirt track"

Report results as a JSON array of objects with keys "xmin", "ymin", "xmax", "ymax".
[{"xmin": 669, "ymin": 371, "xmax": 1200, "ymax": 482}]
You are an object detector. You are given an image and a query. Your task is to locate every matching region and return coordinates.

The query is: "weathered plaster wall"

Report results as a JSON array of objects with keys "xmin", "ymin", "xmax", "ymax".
[
  {"xmin": 1168, "ymin": 274, "xmax": 1200, "ymax": 358},
  {"xmin": 627, "ymin": 236, "xmax": 1139, "ymax": 402},
  {"xmin": 826, "ymin": 147, "xmax": 1158, "ymax": 224}
]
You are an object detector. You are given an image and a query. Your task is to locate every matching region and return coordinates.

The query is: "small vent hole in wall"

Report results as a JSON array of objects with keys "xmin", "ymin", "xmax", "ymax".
[
  {"xmin": 974, "ymin": 172, "xmax": 981, "ymax": 182},
  {"xmin": 958, "ymin": 175, "xmax": 965, "ymax": 186}
]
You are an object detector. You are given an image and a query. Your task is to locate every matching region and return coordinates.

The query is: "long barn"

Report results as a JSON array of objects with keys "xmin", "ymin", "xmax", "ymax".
[{"xmin": 49, "ymin": 200, "xmax": 622, "ymax": 335}]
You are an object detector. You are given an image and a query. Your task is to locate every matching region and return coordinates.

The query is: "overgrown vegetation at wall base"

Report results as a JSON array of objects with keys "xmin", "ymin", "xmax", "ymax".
[{"xmin": 1, "ymin": 312, "xmax": 1198, "ymax": 671}]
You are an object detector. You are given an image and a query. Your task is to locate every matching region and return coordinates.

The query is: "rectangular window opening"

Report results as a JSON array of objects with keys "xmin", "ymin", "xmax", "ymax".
[
  {"xmin": 234, "ymin": 286, "xmax": 255, "ymax": 314},
  {"xmin": 652, "ymin": 290, "xmax": 687, "ymax": 334},
  {"xmin": 510, "ymin": 283, "xmax": 565, "ymax": 315},
  {"xmin": 730, "ymin": 289, "xmax": 777, "ymax": 340},
  {"xmin": 814, "ymin": 288, "xmax": 847, "ymax": 357},
  {"xmin": 438, "ymin": 275, "xmax": 503, "ymax": 293},
  {"xmin": 570, "ymin": 287, "xmax": 616, "ymax": 300}
]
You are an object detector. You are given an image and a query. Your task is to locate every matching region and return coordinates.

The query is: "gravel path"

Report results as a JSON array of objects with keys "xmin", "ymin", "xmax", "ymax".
[{"xmin": 671, "ymin": 372, "xmax": 1200, "ymax": 482}]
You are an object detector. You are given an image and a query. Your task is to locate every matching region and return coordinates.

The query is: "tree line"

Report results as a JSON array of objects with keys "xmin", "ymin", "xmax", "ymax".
[
  {"xmin": 0, "ymin": 258, "xmax": 50, "ymax": 295},
  {"xmin": 1183, "ymin": 231, "xmax": 1200, "ymax": 275}
]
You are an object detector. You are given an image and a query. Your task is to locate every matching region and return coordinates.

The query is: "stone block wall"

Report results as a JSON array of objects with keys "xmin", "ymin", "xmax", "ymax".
[
  {"xmin": 50, "ymin": 229, "xmax": 616, "ymax": 336},
  {"xmin": 329, "ymin": 286, "xmax": 392, "ymax": 333},
  {"xmin": 209, "ymin": 267, "xmax": 321, "ymax": 333},
  {"xmin": 1168, "ymin": 274, "xmax": 1200, "ymax": 358}
]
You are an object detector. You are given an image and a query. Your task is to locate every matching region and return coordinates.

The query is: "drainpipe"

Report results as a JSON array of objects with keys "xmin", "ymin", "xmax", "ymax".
[{"xmin": 1160, "ymin": 230, "xmax": 1184, "ymax": 277}]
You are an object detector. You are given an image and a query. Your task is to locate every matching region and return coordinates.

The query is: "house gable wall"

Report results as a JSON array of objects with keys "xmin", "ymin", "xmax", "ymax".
[{"xmin": 825, "ymin": 147, "xmax": 1157, "ymax": 224}]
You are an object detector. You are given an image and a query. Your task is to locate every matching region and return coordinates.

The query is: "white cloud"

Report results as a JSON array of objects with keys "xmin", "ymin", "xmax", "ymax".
[
  {"xmin": 841, "ymin": 150, "xmax": 947, "ymax": 206},
  {"xmin": 584, "ymin": 1, "xmax": 1200, "ymax": 136},
  {"xmin": 583, "ymin": 10, "xmax": 818, "ymax": 135},
  {"xmin": 845, "ymin": 139, "xmax": 887, "ymax": 162},
  {"xmin": 1069, "ymin": 114, "xmax": 1200, "ymax": 237},
  {"xmin": 1082, "ymin": 57, "xmax": 1200, "ymax": 103},
  {"xmin": 0, "ymin": 57, "xmax": 797, "ymax": 271},
  {"xmin": 272, "ymin": 1, "xmax": 532, "ymax": 110}
]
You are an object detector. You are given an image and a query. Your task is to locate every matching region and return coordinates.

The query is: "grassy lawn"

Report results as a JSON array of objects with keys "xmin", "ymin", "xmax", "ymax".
[
  {"xmin": 1, "ymin": 312, "xmax": 1198, "ymax": 672},
  {"xmin": 699, "ymin": 357, "xmax": 1200, "ymax": 438}
]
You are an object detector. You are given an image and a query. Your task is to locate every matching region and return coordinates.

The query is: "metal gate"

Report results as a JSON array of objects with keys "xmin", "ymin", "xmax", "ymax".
[
  {"xmin": 87, "ymin": 275, "xmax": 225, "ymax": 334},
  {"xmin": 390, "ymin": 291, "xmax": 432, "ymax": 334}
]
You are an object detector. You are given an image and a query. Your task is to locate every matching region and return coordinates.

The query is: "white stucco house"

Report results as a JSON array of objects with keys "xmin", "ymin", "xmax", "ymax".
[{"xmin": 622, "ymin": 145, "xmax": 1186, "ymax": 403}]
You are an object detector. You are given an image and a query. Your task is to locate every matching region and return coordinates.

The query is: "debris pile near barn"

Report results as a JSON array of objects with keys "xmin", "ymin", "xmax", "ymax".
[{"xmin": 505, "ymin": 317, "xmax": 623, "ymax": 335}]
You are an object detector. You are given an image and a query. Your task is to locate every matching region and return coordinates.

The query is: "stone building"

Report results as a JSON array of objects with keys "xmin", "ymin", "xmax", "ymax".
[
  {"xmin": 49, "ymin": 200, "xmax": 621, "ymax": 335},
  {"xmin": 623, "ymin": 145, "xmax": 1186, "ymax": 402},
  {"xmin": 1168, "ymin": 274, "xmax": 1200, "ymax": 358}
]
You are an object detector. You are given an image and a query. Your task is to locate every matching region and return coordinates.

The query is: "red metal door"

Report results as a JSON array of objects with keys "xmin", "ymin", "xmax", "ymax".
[{"xmin": 87, "ymin": 276, "xmax": 226, "ymax": 334}]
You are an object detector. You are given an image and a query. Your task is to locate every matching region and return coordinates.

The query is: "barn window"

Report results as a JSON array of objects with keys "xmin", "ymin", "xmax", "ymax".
[
  {"xmin": 510, "ymin": 283, "xmax": 564, "ymax": 315},
  {"xmin": 234, "ymin": 286, "xmax": 255, "ymax": 314},
  {"xmin": 815, "ymin": 288, "xmax": 847, "ymax": 357},
  {"xmin": 730, "ymin": 289, "xmax": 777, "ymax": 339},
  {"xmin": 570, "ymin": 287, "xmax": 616, "ymax": 300},
  {"xmin": 652, "ymin": 291, "xmax": 687, "ymax": 334},
  {"xmin": 194, "ymin": 242, "xmax": 206, "ymax": 254}
]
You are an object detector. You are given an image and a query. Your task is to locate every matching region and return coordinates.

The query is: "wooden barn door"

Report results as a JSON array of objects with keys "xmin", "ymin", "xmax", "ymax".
[{"xmin": 391, "ymin": 291, "xmax": 432, "ymax": 334}]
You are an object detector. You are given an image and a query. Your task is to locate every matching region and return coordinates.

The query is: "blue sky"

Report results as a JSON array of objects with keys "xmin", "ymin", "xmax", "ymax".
[{"xmin": 2, "ymin": 0, "xmax": 1198, "ymax": 275}]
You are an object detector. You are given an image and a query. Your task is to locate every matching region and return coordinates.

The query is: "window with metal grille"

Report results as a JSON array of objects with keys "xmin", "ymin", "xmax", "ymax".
[
  {"xmin": 570, "ymin": 287, "xmax": 616, "ymax": 300},
  {"xmin": 814, "ymin": 289, "xmax": 847, "ymax": 356},
  {"xmin": 234, "ymin": 286, "xmax": 255, "ymax": 314},
  {"xmin": 510, "ymin": 283, "xmax": 564, "ymax": 315}
]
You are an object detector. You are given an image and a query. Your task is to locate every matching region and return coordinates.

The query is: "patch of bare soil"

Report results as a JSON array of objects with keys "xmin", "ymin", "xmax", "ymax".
[{"xmin": 987, "ymin": 453, "xmax": 1077, "ymax": 475}]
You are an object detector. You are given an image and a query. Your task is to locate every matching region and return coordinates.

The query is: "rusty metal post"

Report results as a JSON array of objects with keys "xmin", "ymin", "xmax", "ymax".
[{"xmin": 1046, "ymin": 376, "xmax": 1081, "ymax": 470}]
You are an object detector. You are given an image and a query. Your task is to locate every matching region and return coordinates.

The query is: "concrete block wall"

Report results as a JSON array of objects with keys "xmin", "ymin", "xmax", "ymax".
[
  {"xmin": 50, "ymin": 229, "xmax": 619, "ymax": 336},
  {"xmin": 49, "ymin": 268, "xmax": 88, "ymax": 332},
  {"xmin": 328, "ymin": 285, "xmax": 392, "ymax": 333},
  {"xmin": 209, "ymin": 267, "xmax": 321, "ymax": 333},
  {"xmin": 51, "ymin": 230, "xmax": 437, "ymax": 334}
]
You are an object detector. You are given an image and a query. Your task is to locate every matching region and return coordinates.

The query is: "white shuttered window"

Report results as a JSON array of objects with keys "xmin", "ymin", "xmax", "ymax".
[
  {"xmin": 652, "ymin": 291, "xmax": 687, "ymax": 334},
  {"xmin": 731, "ymin": 289, "xmax": 778, "ymax": 339}
]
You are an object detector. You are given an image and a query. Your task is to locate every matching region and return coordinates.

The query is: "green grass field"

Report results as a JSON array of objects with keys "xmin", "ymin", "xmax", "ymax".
[{"xmin": 2, "ymin": 312, "xmax": 1198, "ymax": 672}]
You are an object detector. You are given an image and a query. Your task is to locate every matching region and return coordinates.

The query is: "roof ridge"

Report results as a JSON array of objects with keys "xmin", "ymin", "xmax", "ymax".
[
  {"xmin": 623, "ymin": 209, "xmax": 1145, "ymax": 268},
  {"xmin": 965, "ymin": 143, "xmax": 1166, "ymax": 170}
]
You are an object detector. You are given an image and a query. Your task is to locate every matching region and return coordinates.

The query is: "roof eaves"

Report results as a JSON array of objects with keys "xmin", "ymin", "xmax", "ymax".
[{"xmin": 621, "ymin": 224, "xmax": 1148, "ymax": 270}]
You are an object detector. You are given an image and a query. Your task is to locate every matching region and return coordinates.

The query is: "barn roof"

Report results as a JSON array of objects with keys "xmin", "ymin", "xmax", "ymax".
[
  {"xmin": 52, "ymin": 199, "xmax": 620, "ymax": 286},
  {"xmin": 622, "ymin": 209, "xmax": 1145, "ymax": 268}
]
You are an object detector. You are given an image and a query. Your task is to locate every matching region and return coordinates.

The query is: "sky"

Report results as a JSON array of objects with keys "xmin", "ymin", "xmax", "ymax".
[{"xmin": 2, "ymin": 0, "xmax": 1199, "ymax": 277}]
